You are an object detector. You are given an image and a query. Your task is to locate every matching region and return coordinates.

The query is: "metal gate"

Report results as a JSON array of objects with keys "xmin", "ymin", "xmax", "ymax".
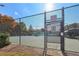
[{"xmin": 43, "ymin": 8, "xmax": 64, "ymax": 55}]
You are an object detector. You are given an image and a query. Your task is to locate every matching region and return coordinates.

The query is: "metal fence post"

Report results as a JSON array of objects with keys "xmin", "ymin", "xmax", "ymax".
[
  {"xmin": 43, "ymin": 11, "xmax": 48, "ymax": 56},
  {"xmin": 60, "ymin": 7, "xmax": 65, "ymax": 54},
  {"xmin": 19, "ymin": 18, "xmax": 21, "ymax": 45}
]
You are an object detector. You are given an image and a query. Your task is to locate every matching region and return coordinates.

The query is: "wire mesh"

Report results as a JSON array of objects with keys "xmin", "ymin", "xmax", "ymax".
[
  {"xmin": 46, "ymin": 9, "xmax": 62, "ymax": 50},
  {"xmin": 64, "ymin": 4, "xmax": 79, "ymax": 53}
]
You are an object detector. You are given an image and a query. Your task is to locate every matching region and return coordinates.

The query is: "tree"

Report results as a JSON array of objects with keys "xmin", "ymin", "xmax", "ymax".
[
  {"xmin": 18, "ymin": 22, "xmax": 27, "ymax": 32},
  {"xmin": 71, "ymin": 23, "xmax": 78, "ymax": 29},
  {"xmin": 0, "ymin": 14, "xmax": 18, "ymax": 35},
  {"xmin": 65, "ymin": 23, "xmax": 79, "ymax": 38},
  {"xmin": 64, "ymin": 23, "xmax": 79, "ymax": 30},
  {"xmin": 29, "ymin": 25, "xmax": 33, "ymax": 31},
  {"xmin": 0, "ymin": 23, "xmax": 11, "ymax": 33},
  {"xmin": 28, "ymin": 25, "xmax": 33, "ymax": 35},
  {"xmin": 13, "ymin": 22, "xmax": 27, "ymax": 36},
  {"xmin": 0, "ymin": 14, "xmax": 16, "ymax": 33}
]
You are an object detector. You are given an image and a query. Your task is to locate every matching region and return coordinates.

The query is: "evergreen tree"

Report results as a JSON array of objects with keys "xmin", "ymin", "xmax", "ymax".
[{"xmin": 28, "ymin": 25, "xmax": 33, "ymax": 35}]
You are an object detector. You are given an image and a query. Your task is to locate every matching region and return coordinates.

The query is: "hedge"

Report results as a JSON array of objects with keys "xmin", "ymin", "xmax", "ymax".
[{"xmin": 0, "ymin": 33, "xmax": 10, "ymax": 48}]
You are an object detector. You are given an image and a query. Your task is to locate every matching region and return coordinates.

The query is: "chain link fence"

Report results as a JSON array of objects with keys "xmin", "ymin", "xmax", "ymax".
[
  {"xmin": 8, "ymin": 8, "xmax": 63, "ymax": 55},
  {"xmin": 64, "ymin": 4, "xmax": 79, "ymax": 55},
  {"xmin": 1, "ymin": 4, "xmax": 79, "ymax": 55}
]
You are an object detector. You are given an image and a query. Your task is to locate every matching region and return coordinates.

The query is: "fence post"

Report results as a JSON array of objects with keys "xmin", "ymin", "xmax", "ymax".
[
  {"xmin": 60, "ymin": 7, "xmax": 65, "ymax": 54},
  {"xmin": 43, "ymin": 11, "xmax": 48, "ymax": 56},
  {"xmin": 19, "ymin": 18, "xmax": 21, "ymax": 45}
]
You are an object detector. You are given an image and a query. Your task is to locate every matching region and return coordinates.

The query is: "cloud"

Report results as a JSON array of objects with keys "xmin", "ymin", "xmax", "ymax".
[
  {"xmin": 14, "ymin": 11, "xmax": 19, "ymax": 16},
  {"xmin": 14, "ymin": 11, "xmax": 21, "ymax": 18},
  {"xmin": 23, "ymin": 8, "xmax": 31, "ymax": 15}
]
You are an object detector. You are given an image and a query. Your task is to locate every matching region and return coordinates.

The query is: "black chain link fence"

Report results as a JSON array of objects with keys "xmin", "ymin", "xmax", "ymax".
[{"xmin": 0, "ymin": 4, "xmax": 79, "ymax": 55}]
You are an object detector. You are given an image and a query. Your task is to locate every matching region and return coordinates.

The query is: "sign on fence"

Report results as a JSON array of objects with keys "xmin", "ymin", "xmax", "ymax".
[
  {"xmin": 51, "ymin": 15, "xmax": 57, "ymax": 23},
  {"xmin": 47, "ymin": 15, "xmax": 61, "ymax": 43}
]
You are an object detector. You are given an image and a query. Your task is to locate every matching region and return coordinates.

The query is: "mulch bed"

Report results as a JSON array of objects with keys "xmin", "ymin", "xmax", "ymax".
[
  {"xmin": 0, "ymin": 44, "xmax": 79, "ymax": 56},
  {"xmin": 0, "ymin": 44, "xmax": 63, "ymax": 56}
]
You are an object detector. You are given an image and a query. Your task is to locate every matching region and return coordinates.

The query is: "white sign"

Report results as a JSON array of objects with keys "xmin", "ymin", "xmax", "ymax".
[
  {"xmin": 47, "ymin": 25, "xmax": 51, "ymax": 32},
  {"xmin": 51, "ymin": 15, "xmax": 57, "ymax": 23}
]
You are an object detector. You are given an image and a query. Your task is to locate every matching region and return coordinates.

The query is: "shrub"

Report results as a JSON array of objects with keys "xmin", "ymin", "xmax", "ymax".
[{"xmin": 0, "ymin": 33, "xmax": 10, "ymax": 48}]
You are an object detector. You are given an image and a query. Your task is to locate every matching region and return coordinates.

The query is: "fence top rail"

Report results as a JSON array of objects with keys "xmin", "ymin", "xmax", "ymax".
[{"xmin": 15, "ymin": 4, "xmax": 79, "ymax": 20}]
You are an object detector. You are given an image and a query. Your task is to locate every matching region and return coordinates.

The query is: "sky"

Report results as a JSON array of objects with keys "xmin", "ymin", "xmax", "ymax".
[
  {"xmin": 0, "ymin": 3, "xmax": 79, "ymax": 29},
  {"xmin": 0, "ymin": 3, "xmax": 78, "ymax": 18}
]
